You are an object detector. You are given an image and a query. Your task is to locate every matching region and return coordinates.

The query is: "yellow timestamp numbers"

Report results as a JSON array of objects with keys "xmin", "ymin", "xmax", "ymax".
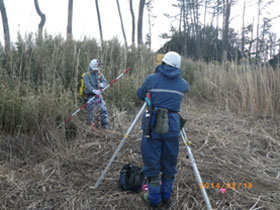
[{"xmin": 200, "ymin": 182, "xmax": 253, "ymax": 190}]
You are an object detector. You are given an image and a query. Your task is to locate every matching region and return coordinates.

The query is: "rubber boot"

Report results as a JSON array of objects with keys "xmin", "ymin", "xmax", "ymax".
[
  {"xmin": 161, "ymin": 176, "xmax": 174, "ymax": 203},
  {"xmin": 147, "ymin": 183, "xmax": 161, "ymax": 207}
]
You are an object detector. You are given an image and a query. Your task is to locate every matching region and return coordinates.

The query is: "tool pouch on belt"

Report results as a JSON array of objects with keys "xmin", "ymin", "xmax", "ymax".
[{"xmin": 154, "ymin": 108, "xmax": 169, "ymax": 134}]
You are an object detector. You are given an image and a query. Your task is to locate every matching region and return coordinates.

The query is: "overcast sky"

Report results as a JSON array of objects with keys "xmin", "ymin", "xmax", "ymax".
[{"xmin": 1, "ymin": 0, "xmax": 280, "ymax": 51}]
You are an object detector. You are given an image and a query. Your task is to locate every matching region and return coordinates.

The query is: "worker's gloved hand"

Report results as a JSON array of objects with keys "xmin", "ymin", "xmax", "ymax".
[
  {"xmin": 145, "ymin": 92, "xmax": 151, "ymax": 107},
  {"xmin": 145, "ymin": 97, "xmax": 151, "ymax": 107},
  {"xmin": 99, "ymin": 83, "xmax": 105, "ymax": 89},
  {"xmin": 92, "ymin": 89, "xmax": 101, "ymax": 96}
]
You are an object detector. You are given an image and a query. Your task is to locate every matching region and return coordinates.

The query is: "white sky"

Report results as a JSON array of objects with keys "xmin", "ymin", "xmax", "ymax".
[{"xmin": 0, "ymin": 0, "xmax": 280, "ymax": 51}]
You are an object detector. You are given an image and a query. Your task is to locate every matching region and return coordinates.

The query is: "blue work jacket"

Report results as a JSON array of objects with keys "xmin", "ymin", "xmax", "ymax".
[
  {"xmin": 137, "ymin": 64, "xmax": 190, "ymax": 132},
  {"xmin": 84, "ymin": 69, "xmax": 107, "ymax": 94}
]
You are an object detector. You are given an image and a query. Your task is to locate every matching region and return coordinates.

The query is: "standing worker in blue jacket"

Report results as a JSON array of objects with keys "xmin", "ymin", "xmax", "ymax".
[
  {"xmin": 137, "ymin": 51, "xmax": 190, "ymax": 207},
  {"xmin": 84, "ymin": 59, "xmax": 108, "ymax": 130}
]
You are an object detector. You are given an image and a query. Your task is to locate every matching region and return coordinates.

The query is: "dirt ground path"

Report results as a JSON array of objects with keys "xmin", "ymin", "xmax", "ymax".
[{"xmin": 0, "ymin": 100, "xmax": 279, "ymax": 210}]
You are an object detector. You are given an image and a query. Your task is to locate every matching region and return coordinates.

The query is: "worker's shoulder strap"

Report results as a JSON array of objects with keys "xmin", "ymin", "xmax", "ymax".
[{"xmin": 82, "ymin": 72, "xmax": 90, "ymax": 78}]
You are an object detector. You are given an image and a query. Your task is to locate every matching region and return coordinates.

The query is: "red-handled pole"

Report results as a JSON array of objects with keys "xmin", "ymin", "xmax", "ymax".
[
  {"xmin": 108, "ymin": 67, "xmax": 131, "ymax": 86},
  {"xmin": 57, "ymin": 67, "xmax": 132, "ymax": 128}
]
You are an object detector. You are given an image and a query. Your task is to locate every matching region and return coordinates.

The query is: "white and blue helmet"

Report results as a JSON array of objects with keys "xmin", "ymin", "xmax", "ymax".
[
  {"xmin": 162, "ymin": 51, "xmax": 181, "ymax": 68},
  {"xmin": 89, "ymin": 59, "xmax": 100, "ymax": 71}
]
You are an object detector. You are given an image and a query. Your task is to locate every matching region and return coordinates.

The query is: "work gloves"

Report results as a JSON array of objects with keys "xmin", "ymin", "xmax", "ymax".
[
  {"xmin": 99, "ymin": 83, "xmax": 105, "ymax": 89},
  {"xmin": 92, "ymin": 89, "xmax": 102, "ymax": 98}
]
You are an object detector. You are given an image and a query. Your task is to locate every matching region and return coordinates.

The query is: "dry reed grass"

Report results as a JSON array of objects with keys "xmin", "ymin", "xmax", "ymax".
[
  {"xmin": 0, "ymin": 35, "xmax": 280, "ymax": 209},
  {"xmin": 1, "ymin": 35, "xmax": 280, "ymax": 134},
  {"xmin": 0, "ymin": 101, "xmax": 279, "ymax": 209},
  {"xmin": 190, "ymin": 61, "xmax": 280, "ymax": 119}
]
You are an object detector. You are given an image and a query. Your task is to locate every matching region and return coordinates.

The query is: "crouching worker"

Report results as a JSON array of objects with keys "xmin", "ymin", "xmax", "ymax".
[
  {"xmin": 137, "ymin": 52, "xmax": 190, "ymax": 206},
  {"xmin": 84, "ymin": 59, "xmax": 108, "ymax": 130}
]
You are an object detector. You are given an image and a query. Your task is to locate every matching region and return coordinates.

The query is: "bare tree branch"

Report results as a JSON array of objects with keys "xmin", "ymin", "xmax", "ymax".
[
  {"xmin": 67, "ymin": 0, "xmax": 73, "ymax": 39},
  {"xmin": 95, "ymin": 0, "xmax": 103, "ymax": 43},
  {"xmin": 137, "ymin": 0, "xmax": 146, "ymax": 45},
  {"xmin": 129, "ymin": 0, "xmax": 135, "ymax": 45},
  {"xmin": 0, "ymin": 0, "xmax": 10, "ymax": 51},
  {"xmin": 34, "ymin": 0, "xmax": 46, "ymax": 40},
  {"xmin": 116, "ymin": 0, "xmax": 128, "ymax": 49}
]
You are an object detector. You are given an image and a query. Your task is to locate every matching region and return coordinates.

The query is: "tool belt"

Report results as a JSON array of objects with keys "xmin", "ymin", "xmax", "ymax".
[
  {"xmin": 151, "ymin": 106, "xmax": 178, "ymax": 114},
  {"xmin": 144, "ymin": 106, "xmax": 180, "ymax": 137}
]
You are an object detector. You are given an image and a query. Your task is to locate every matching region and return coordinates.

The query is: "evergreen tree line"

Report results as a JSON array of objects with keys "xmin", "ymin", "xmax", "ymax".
[{"xmin": 158, "ymin": 0, "xmax": 280, "ymax": 67}]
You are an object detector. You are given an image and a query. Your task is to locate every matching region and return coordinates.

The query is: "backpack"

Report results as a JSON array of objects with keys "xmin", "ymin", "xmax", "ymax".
[
  {"xmin": 119, "ymin": 163, "xmax": 144, "ymax": 192},
  {"xmin": 79, "ymin": 72, "xmax": 90, "ymax": 97}
]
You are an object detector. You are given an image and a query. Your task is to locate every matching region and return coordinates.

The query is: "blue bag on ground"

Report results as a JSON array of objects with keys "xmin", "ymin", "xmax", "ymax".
[{"xmin": 119, "ymin": 163, "xmax": 144, "ymax": 192}]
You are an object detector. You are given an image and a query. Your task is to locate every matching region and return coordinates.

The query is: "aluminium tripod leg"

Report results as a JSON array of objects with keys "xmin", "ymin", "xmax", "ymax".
[
  {"xmin": 91, "ymin": 102, "xmax": 147, "ymax": 189},
  {"xmin": 180, "ymin": 128, "xmax": 214, "ymax": 210}
]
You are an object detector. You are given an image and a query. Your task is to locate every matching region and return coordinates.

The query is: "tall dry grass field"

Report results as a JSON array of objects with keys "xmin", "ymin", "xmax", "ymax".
[
  {"xmin": 0, "ymin": 35, "xmax": 155, "ymax": 134},
  {"xmin": 0, "ymin": 34, "xmax": 279, "ymax": 135},
  {"xmin": 191, "ymin": 61, "xmax": 280, "ymax": 118}
]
